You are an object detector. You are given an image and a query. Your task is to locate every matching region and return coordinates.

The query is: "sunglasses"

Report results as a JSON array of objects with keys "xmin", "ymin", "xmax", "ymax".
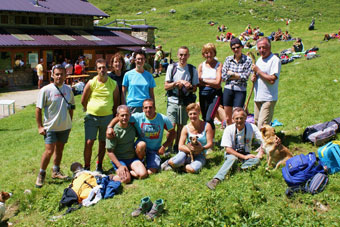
[{"xmin": 231, "ymin": 46, "xmax": 241, "ymax": 50}]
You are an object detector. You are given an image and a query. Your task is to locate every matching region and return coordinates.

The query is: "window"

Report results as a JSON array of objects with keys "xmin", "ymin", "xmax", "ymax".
[
  {"xmin": 0, "ymin": 52, "xmax": 11, "ymax": 70},
  {"xmin": 47, "ymin": 17, "xmax": 53, "ymax": 25},
  {"xmin": 71, "ymin": 18, "xmax": 83, "ymax": 26},
  {"xmin": 1, "ymin": 15, "xmax": 8, "ymax": 24},
  {"xmin": 54, "ymin": 17, "xmax": 65, "ymax": 25},
  {"xmin": 28, "ymin": 16, "xmax": 41, "ymax": 25},
  {"xmin": 15, "ymin": 16, "xmax": 27, "ymax": 25}
]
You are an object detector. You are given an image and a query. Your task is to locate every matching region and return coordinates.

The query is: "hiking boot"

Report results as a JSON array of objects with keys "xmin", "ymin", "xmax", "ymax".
[
  {"xmin": 206, "ymin": 178, "xmax": 220, "ymax": 190},
  {"xmin": 52, "ymin": 170, "xmax": 69, "ymax": 180},
  {"xmin": 131, "ymin": 196, "xmax": 153, "ymax": 217},
  {"xmin": 146, "ymin": 199, "xmax": 164, "ymax": 220},
  {"xmin": 161, "ymin": 160, "xmax": 173, "ymax": 171},
  {"xmin": 35, "ymin": 172, "xmax": 46, "ymax": 188}
]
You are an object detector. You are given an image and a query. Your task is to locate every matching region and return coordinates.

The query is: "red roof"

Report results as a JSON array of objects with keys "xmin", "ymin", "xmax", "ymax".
[
  {"xmin": 0, "ymin": 0, "xmax": 108, "ymax": 17},
  {"xmin": 0, "ymin": 27, "xmax": 148, "ymax": 47}
]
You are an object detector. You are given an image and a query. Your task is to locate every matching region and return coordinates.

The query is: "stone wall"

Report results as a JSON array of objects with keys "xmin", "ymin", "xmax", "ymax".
[{"xmin": 0, "ymin": 67, "xmax": 34, "ymax": 88}]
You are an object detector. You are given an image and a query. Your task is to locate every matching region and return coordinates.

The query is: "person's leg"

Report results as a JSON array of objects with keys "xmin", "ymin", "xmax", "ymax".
[
  {"xmin": 129, "ymin": 160, "xmax": 148, "ymax": 179},
  {"xmin": 97, "ymin": 140, "xmax": 106, "ymax": 167},
  {"xmin": 53, "ymin": 141, "xmax": 65, "ymax": 167},
  {"xmin": 146, "ymin": 150, "xmax": 161, "ymax": 175},
  {"xmin": 185, "ymin": 154, "xmax": 206, "ymax": 173},
  {"xmin": 135, "ymin": 141, "xmax": 146, "ymax": 160},
  {"xmin": 166, "ymin": 102, "xmax": 177, "ymax": 151},
  {"xmin": 40, "ymin": 143, "xmax": 56, "ymax": 170},
  {"xmin": 241, "ymin": 158, "xmax": 260, "ymax": 170},
  {"xmin": 223, "ymin": 89, "xmax": 234, "ymax": 125},
  {"xmin": 205, "ymin": 92, "xmax": 220, "ymax": 131},
  {"xmin": 97, "ymin": 115, "xmax": 114, "ymax": 168},
  {"xmin": 199, "ymin": 92, "xmax": 209, "ymax": 122},
  {"xmin": 224, "ymin": 106, "xmax": 233, "ymax": 125},
  {"xmin": 168, "ymin": 151, "xmax": 187, "ymax": 168},
  {"xmin": 257, "ymin": 101, "xmax": 276, "ymax": 129},
  {"xmin": 84, "ymin": 114, "xmax": 99, "ymax": 169},
  {"xmin": 84, "ymin": 139, "xmax": 95, "ymax": 169},
  {"xmin": 254, "ymin": 101, "xmax": 262, "ymax": 128},
  {"xmin": 213, "ymin": 154, "xmax": 238, "ymax": 181}
]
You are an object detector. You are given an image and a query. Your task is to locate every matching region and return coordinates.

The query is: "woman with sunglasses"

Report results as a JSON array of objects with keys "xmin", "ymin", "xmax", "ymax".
[{"xmin": 222, "ymin": 38, "xmax": 252, "ymax": 125}]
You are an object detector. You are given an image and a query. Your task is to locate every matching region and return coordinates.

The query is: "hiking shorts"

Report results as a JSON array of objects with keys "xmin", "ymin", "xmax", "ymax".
[
  {"xmin": 111, "ymin": 158, "xmax": 140, "ymax": 170},
  {"xmin": 154, "ymin": 60, "xmax": 160, "ymax": 70},
  {"xmin": 44, "ymin": 129, "xmax": 71, "ymax": 144},
  {"xmin": 223, "ymin": 88, "xmax": 246, "ymax": 107},
  {"xmin": 167, "ymin": 102, "xmax": 188, "ymax": 125},
  {"xmin": 146, "ymin": 149, "xmax": 161, "ymax": 171},
  {"xmin": 84, "ymin": 114, "xmax": 113, "ymax": 141}
]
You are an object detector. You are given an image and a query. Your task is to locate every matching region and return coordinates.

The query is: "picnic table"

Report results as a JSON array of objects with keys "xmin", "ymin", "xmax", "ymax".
[{"xmin": 0, "ymin": 99, "xmax": 15, "ymax": 116}]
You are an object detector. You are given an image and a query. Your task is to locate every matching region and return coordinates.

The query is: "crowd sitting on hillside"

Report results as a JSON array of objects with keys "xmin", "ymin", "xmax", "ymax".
[{"xmin": 35, "ymin": 38, "xmax": 280, "ymax": 194}]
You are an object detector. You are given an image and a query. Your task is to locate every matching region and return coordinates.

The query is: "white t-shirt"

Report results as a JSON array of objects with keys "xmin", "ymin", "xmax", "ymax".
[
  {"xmin": 36, "ymin": 83, "xmax": 75, "ymax": 132},
  {"xmin": 165, "ymin": 63, "xmax": 199, "ymax": 104},
  {"xmin": 201, "ymin": 61, "xmax": 220, "ymax": 79},
  {"xmin": 221, "ymin": 122, "xmax": 263, "ymax": 154},
  {"xmin": 254, "ymin": 53, "xmax": 281, "ymax": 102}
]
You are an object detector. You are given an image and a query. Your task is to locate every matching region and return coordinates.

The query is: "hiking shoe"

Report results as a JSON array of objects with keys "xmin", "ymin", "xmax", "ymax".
[
  {"xmin": 161, "ymin": 160, "xmax": 173, "ymax": 171},
  {"xmin": 52, "ymin": 170, "xmax": 69, "ymax": 180},
  {"xmin": 131, "ymin": 196, "xmax": 153, "ymax": 217},
  {"xmin": 146, "ymin": 199, "xmax": 164, "ymax": 220},
  {"xmin": 206, "ymin": 178, "xmax": 220, "ymax": 190},
  {"xmin": 35, "ymin": 172, "xmax": 46, "ymax": 188}
]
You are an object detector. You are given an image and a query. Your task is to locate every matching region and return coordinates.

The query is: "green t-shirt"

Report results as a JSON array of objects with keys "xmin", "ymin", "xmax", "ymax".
[{"xmin": 106, "ymin": 123, "xmax": 136, "ymax": 159}]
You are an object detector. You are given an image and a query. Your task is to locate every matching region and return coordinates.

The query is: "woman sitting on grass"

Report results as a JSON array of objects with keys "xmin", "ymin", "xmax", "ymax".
[{"xmin": 165, "ymin": 103, "xmax": 213, "ymax": 173}]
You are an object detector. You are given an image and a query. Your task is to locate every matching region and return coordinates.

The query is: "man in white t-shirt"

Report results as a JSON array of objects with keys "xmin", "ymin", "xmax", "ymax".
[
  {"xmin": 206, "ymin": 107, "xmax": 263, "ymax": 190},
  {"xmin": 164, "ymin": 46, "xmax": 199, "ymax": 153},
  {"xmin": 35, "ymin": 64, "xmax": 75, "ymax": 188},
  {"xmin": 251, "ymin": 37, "xmax": 281, "ymax": 128}
]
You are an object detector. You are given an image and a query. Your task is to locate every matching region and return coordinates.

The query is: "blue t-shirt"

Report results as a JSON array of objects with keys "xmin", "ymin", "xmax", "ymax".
[
  {"xmin": 122, "ymin": 69, "xmax": 156, "ymax": 107},
  {"xmin": 130, "ymin": 112, "xmax": 173, "ymax": 151}
]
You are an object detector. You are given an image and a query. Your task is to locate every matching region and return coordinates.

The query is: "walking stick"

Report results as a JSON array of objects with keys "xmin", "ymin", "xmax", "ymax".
[{"xmin": 244, "ymin": 52, "xmax": 256, "ymax": 113}]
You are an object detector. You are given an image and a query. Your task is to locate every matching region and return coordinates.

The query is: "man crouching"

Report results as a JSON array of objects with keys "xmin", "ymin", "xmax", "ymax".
[
  {"xmin": 206, "ymin": 107, "xmax": 264, "ymax": 190},
  {"xmin": 106, "ymin": 105, "xmax": 147, "ymax": 183}
]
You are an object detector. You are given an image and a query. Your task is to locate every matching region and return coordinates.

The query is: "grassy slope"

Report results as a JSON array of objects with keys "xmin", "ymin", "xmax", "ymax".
[{"xmin": 1, "ymin": 0, "xmax": 340, "ymax": 225}]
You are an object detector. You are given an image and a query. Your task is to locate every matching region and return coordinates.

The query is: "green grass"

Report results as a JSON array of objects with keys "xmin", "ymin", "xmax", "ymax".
[{"xmin": 1, "ymin": 0, "xmax": 340, "ymax": 225}]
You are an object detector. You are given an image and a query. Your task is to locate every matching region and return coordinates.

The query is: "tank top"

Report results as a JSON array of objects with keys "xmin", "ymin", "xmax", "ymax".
[
  {"xmin": 186, "ymin": 122, "xmax": 208, "ymax": 154},
  {"xmin": 201, "ymin": 61, "xmax": 220, "ymax": 79}
]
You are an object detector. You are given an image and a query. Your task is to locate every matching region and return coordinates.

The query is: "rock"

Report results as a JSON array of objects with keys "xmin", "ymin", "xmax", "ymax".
[
  {"xmin": 169, "ymin": 9, "xmax": 176, "ymax": 14},
  {"xmin": 151, "ymin": 8, "xmax": 156, "ymax": 11},
  {"xmin": 136, "ymin": 11, "xmax": 142, "ymax": 15}
]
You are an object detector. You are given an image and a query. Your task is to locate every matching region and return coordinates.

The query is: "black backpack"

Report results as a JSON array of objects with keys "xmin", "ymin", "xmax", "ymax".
[
  {"xmin": 166, "ymin": 62, "xmax": 196, "ymax": 105},
  {"xmin": 302, "ymin": 117, "xmax": 340, "ymax": 146}
]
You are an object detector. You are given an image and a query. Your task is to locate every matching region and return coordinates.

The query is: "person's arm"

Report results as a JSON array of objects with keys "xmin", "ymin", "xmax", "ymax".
[
  {"xmin": 158, "ymin": 128, "xmax": 175, "ymax": 155},
  {"xmin": 252, "ymin": 64, "xmax": 277, "ymax": 84},
  {"xmin": 69, "ymin": 109, "xmax": 74, "ymax": 120},
  {"xmin": 149, "ymin": 87, "xmax": 155, "ymax": 102},
  {"xmin": 107, "ymin": 149, "xmax": 129, "ymax": 181},
  {"xmin": 202, "ymin": 63, "xmax": 222, "ymax": 89},
  {"xmin": 121, "ymin": 86, "xmax": 127, "ymax": 105},
  {"xmin": 229, "ymin": 57, "xmax": 252, "ymax": 82},
  {"xmin": 178, "ymin": 126, "xmax": 191, "ymax": 154},
  {"xmin": 226, "ymin": 147, "xmax": 256, "ymax": 160},
  {"xmin": 106, "ymin": 117, "xmax": 119, "ymax": 139},
  {"xmin": 112, "ymin": 86, "xmax": 119, "ymax": 116},
  {"xmin": 164, "ymin": 64, "xmax": 183, "ymax": 90},
  {"xmin": 81, "ymin": 82, "xmax": 92, "ymax": 112},
  {"xmin": 35, "ymin": 107, "xmax": 45, "ymax": 135}
]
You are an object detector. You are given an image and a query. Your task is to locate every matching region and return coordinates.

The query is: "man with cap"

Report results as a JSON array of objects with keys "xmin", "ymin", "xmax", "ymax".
[{"xmin": 222, "ymin": 38, "xmax": 253, "ymax": 125}]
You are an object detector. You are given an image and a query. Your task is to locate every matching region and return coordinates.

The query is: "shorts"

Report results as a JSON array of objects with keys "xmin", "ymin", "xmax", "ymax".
[
  {"xmin": 223, "ymin": 88, "xmax": 246, "ymax": 107},
  {"xmin": 154, "ymin": 61, "xmax": 160, "ymax": 69},
  {"xmin": 111, "ymin": 158, "xmax": 139, "ymax": 170},
  {"xmin": 84, "ymin": 114, "xmax": 113, "ymax": 141},
  {"xmin": 44, "ymin": 129, "xmax": 71, "ymax": 144},
  {"xmin": 170, "ymin": 151, "xmax": 206, "ymax": 173},
  {"xmin": 38, "ymin": 76, "xmax": 43, "ymax": 80},
  {"xmin": 166, "ymin": 101, "xmax": 188, "ymax": 125},
  {"xmin": 146, "ymin": 149, "xmax": 161, "ymax": 170}
]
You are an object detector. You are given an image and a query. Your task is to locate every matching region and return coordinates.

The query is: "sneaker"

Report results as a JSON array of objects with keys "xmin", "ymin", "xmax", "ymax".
[
  {"xmin": 206, "ymin": 178, "xmax": 220, "ymax": 190},
  {"xmin": 35, "ymin": 172, "xmax": 46, "ymax": 188},
  {"xmin": 161, "ymin": 160, "xmax": 173, "ymax": 171},
  {"xmin": 131, "ymin": 196, "xmax": 153, "ymax": 217},
  {"xmin": 52, "ymin": 170, "xmax": 69, "ymax": 180},
  {"xmin": 146, "ymin": 199, "xmax": 164, "ymax": 220}
]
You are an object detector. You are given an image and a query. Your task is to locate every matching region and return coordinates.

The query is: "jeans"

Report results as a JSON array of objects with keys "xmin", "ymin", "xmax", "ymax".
[
  {"xmin": 214, "ymin": 154, "xmax": 260, "ymax": 181},
  {"xmin": 170, "ymin": 151, "xmax": 206, "ymax": 173}
]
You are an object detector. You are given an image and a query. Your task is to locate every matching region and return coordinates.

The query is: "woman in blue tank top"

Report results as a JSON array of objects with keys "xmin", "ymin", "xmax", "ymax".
[{"xmin": 167, "ymin": 103, "xmax": 214, "ymax": 173}]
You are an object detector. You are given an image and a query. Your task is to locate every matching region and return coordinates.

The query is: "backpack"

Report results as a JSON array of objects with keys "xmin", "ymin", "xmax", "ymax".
[
  {"xmin": 71, "ymin": 172, "xmax": 98, "ymax": 203},
  {"xmin": 318, "ymin": 141, "xmax": 340, "ymax": 174},
  {"xmin": 282, "ymin": 152, "xmax": 325, "ymax": 187},
  {"xmin": 302, "ymin": 117, "xmax": 340, "ymax": 146},
  {"xmin": 166, "ymin": 62, "xmax": 197, "ymax": 105}
]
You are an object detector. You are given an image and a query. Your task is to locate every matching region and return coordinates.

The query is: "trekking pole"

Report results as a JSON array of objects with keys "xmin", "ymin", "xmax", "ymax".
[{"xmin": 244, "ymin": 52, "xmax": 256, "ymax": 113}]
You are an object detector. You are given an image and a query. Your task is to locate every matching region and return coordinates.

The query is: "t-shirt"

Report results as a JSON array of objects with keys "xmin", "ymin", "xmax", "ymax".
[
  {"xmin": 154, "ymin": 50, "xmax": 163, "ymax": 62},
  {"xmin": 87, "ymin": 76, "xmax": 117, "ymax": 116},
  {"xmin": 36, "ymin": 83, "xmax": 74, "ymax": 132},
  {"xmin": 165, "ymin": 63, "xmax": 199, "ymax": 104},
  {"xmin": 108, "ymin": 123, "xmax": 136, "ymax": 160},
  {"xmin": 122, "ymin": 69, "xmax": 156, "ymax": 107},
  {"xmin": 36, "ymin": 64, "xmax": 43, "ymax": 77},
  {"xmin": 74, "ymin": 64, "xmax": 82, "ymax": 75},
  {"xmin": 108, "ymin": 71, "xmax": 125, "ymax": 99},
  {"xmin": 221, "ymin": 122, "xmax": 263, "ymax": 154},
  {"xmin": 130, "ymin": 112, "xmax": 173, "ymax": 151},
  {"xmin": 254, "ymin": 53, "xmax": 281, "ymax": 102}
]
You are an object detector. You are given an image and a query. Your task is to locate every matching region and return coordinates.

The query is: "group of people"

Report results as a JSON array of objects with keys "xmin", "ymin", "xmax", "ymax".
[{"xmin": 34, "ymin": 37, "xmax": 281, "ymax": 191}]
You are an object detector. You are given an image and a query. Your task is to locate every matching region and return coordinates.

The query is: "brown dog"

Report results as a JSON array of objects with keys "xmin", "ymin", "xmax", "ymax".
[
  {"xmin": 187, "ymin": 136, "xmax": 199, "ymax": 163},
  {"xmin": 0, "ymin": 191, "xmax": 12, "ymax": 220},
  {"xmin": 260, "ymin": 124, "xmax": 293, "ymax": 170}
]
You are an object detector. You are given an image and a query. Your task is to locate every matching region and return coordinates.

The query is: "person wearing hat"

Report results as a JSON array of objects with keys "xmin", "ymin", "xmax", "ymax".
[
  {"xmin": 221, "ymin": 38, "xmax": 253, "ymax": 125},
  {"xmin": 153, "ymin": 45, "xmax": 164, "ymax": 78}
]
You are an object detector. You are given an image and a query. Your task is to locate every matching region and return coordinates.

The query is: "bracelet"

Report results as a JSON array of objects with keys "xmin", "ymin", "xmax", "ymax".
[{"xmin": 107, "ymin": 126, "xmax": 113, "ymax": 128}]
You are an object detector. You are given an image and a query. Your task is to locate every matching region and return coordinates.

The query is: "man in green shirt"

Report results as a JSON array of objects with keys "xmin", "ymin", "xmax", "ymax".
[{"xmin": 106, "ymin": 105, "xmax": 148, "ymax": 183}]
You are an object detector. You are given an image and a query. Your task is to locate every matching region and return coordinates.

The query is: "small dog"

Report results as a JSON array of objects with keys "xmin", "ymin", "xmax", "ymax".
[
  {"xmin": 0, "ymin": 191, "xmax": 12, "ymax": 221},
  {"xmin": 260, "ymin": 124, "xmax": 293, "ymax": 170},
  {"xmin": 187, "ymin": 136, "xmax": 199, "ymax": 163}
]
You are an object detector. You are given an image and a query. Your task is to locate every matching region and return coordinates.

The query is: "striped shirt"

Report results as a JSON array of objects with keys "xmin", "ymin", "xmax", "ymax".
[{"xmin": 222, "ymin": 54, "xmax": 252, "ymax": 91}]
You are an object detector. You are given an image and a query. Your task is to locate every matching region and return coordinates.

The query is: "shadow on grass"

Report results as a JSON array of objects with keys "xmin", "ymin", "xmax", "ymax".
[
  {"xmin": 0, "ymin": 128, "xmax": 21, "ymax": 131},
  {"xmin": 276, "ymin": 132, "xmax": 302, "ymax": 146},
  {"xmin": 0, "ymin": 85, "xmax": 37, "ymax": 94}
]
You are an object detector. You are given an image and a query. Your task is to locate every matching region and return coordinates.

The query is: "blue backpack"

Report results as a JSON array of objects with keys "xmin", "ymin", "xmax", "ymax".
[
  {"xmin": 318, "ymin": 141, "xmax": 340, "ymax": 174},
  {"xmin": 282, "ymin": 152, "xmax": 325, "ymax": 187}
]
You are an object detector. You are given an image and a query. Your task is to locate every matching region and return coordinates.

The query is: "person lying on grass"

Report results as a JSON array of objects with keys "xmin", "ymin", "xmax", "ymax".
[
  {"xmin": 106, "ymin": 105, "xmax": 148, "ymax": 183},
  {"xmin": 162, "ymin": 103, "xmax": 214, "ymax": 173},
  {"xmin": 107, "ymin": 99, "xmax": 175, "ymax": 175},
  {"xmin": 206, "ymin": 107, "xmax": 264, "ymax": 190}
]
